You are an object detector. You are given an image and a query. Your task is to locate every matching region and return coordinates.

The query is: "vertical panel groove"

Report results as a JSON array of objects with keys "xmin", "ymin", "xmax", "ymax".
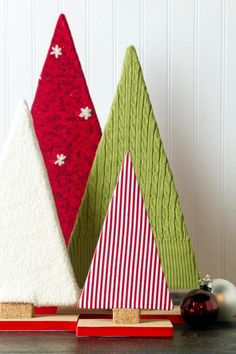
[
  {"xmin": 31, "ymin": 0, "xmax": 36, "ymax": 102},
  {"xmin": 220, "ymin": 0, "xmax": 227, "ymax": 277},
  {"xmin": 84, "ymin": 0, "xmax": 88, "ymax": 77},
  {"xmin": 84, "ymin": 0, "xmax": 91, "ymax": 85},
  {"xmin": 166, "ymin": 0, "xmax": 172, "ymax": 160},
  {"xmin": 139, "ymin": 0, "xmax": 145, "ymax": 70},
  {"xmin": 87, "ymin": 0, "xmax": 91, "ymax": 87},
  {"xmin": 58, "ymin": 0, "xmax": 63, "ymax": 14},
  {"xmin": 112, "ymin": 0, "xmax": 117, "ymax": 94},
  {"xmin": 193, "ymin": 0, "xmax": 199, "ymax": 257},
  {"xmin": 3, "ymin": 0, "xmax": 9, "ymax": 134}
]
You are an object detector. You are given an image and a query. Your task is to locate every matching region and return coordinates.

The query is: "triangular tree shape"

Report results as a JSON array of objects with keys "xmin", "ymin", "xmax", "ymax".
[
  {"xmin": 79, "ymin": 153, "xmax": 173, "ymax": 310},
  {"xmin": 69, "ymin": 46, "xmax": 199, "ymax": 289},
  {"xmin": 31, "ymin": 14, "xmax": 101, "ymax": 245},
  {"xmin": 0, "ymin": 101, "xmax": 80, "ymax": 306}
]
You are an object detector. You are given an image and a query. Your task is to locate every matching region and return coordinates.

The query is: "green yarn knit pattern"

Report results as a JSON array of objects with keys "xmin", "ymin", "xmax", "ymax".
[{"xmin": 69, "ymin": 46, "xmax": 199, "ymax": 289}]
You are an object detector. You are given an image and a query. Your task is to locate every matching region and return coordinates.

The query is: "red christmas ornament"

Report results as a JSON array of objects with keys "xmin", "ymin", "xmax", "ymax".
[
  {"xmin": 31, "ymin": 14, "xmax": 101, "ymax": 245},
  {"xmin": 180, "ymin": 275, "xmax": 219, "ymax": 327}
]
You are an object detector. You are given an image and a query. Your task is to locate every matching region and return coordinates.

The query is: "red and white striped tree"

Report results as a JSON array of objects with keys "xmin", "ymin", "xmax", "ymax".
[{"xmin": 79, "ymin": 153, "xmax": 173, "ymax": 323}]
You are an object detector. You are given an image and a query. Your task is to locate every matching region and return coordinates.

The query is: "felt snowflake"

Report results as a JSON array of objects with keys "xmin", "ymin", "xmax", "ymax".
[
  {"xmin": 50, "ymin": 45, "xmax": 62, "ymax": 59},
  {"xmin": 79, "ymin": 107, "xmax": 92, "ymax": 120},
  {"xmin": 54, "ymin": 154, "xmax": 67, "ymax": 166}
]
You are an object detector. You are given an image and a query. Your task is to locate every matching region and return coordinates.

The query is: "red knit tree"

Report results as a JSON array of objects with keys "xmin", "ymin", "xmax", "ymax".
[{"xmin": 31, "ymin": 14, "xmax": 101, "ymax": 245}]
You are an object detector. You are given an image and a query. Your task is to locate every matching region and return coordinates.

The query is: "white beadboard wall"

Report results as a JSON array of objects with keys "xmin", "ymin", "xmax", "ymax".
[{"xmin": 0, "ymin": 0, "xmax": 236, "ymax": 283}]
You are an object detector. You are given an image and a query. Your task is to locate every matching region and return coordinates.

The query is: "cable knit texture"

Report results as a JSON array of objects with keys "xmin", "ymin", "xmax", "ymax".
[{"xmin": 69, "ymin": 46, "xmax": 199, "ymax": 289}]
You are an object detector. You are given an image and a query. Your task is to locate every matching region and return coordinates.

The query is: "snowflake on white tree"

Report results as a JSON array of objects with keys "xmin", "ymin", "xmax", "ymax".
[
  {"xmin": 54, "ymin": 154, "xmax": 67, "ymax": 166},
  {"xmin": 79, "ymin": 107, "xmax": 92, "ymax": 120},
  {"xmin": 50, "ymin": 44, "xmax": 62, "ymax": 59}
]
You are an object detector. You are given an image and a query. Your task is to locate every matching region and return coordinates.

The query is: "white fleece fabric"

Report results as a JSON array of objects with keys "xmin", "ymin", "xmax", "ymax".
[{"xmin": 0, "ymin": 100, "xmax": 80, "ymax": 306}]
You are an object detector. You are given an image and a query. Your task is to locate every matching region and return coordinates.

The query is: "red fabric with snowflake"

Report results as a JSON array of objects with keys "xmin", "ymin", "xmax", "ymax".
[{"xmin": 31, "ymin": 14, "xmax": 101, "ymax": 246}]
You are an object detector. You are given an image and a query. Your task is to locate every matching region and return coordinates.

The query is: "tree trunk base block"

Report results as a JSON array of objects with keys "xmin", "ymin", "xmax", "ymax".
[
  {"xmin": 0, "ymin": 303, "xmax": 33, "ymax": 319},
  {"xmin": 113, "ymin": 309, "xmax": 140, "ymax": 324}
]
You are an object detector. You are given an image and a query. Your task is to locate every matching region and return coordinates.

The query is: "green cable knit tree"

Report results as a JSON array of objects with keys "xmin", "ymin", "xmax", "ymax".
[{"xmin": 69, "ymin": 46, "xmax": 199, "ymax": 289}]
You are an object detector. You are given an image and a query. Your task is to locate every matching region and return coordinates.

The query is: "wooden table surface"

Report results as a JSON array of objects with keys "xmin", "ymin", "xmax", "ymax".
[{"xmin": 0, "ymin": 320, "xmax": 235, "ymax": 353}]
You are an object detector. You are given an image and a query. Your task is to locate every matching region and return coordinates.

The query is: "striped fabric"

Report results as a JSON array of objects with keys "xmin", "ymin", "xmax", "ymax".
[{"xmin": 79, "ymin": 153, "xmax": 173, "ymax": 310}]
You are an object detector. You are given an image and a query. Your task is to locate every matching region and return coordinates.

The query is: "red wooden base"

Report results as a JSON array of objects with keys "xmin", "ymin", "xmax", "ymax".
[
  {"xmin": 34, "ymin": 307, "xmax": 57, "ymax": 315},
  {"xmin": 76, "ymin": 319, "xmax": 173, "ymax": 337},
  {"xmin": 78, "ymin": 306, "xmax": 183, "ymax": 324},
  {"xmin": 34, "ymin": 306, "xmax": 80, "ymax": 315},
  {"xmin": 0, "ymin": 315, "xmax": 78, "ymax": 331},
  {"xmin": 141, "ymin": 306, "xmax": 183, "ymax": 324}
]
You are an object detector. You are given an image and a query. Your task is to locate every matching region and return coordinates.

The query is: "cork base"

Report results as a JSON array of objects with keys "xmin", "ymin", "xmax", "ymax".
[
  {"xmin": 113, "ymin": 309, "xmax": 140, "ymax": 324},
  {"xmin": 0, "ymin": 303, "xmax": 33, "ymax": 319}
]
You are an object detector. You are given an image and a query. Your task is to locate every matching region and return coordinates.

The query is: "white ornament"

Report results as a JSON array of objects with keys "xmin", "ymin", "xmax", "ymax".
[
  {"xmin": 79, "ymin": 107, "xmax": 92, "ymax": 120},
  {"xmin": 50, "ymin": 44, "xmax": 62, "ymax": 59},
  {"xmin": 212, "ymin": 279, "xmax": 236, "ymax": 321},
  {"xmin": 54, "ymin": 154, "xmax": 67, "ymax": 166}
]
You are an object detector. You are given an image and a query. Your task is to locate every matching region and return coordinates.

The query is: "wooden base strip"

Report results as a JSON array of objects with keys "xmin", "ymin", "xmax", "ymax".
[
  {"xmin": 76, "ymin": 319, "xmax": 173, "ymax": 337},
  {"xmin": 0, "ymin": 315, "xmax": 78, "ymax": 331},
  {"xmin": 78, "ymin": 306, "xmax": 183, "ymax": 324}
]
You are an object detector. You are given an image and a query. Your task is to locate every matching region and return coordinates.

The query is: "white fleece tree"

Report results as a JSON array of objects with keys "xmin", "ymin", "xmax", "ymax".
[{"xmin": 0, "ymin": 101, "xmax": 80, "ymax": 306}]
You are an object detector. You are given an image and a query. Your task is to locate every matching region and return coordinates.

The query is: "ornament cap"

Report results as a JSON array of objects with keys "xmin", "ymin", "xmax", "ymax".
[{"xmin": 199, "ymin": 274, "xmax": 213, "ymax": 292}]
